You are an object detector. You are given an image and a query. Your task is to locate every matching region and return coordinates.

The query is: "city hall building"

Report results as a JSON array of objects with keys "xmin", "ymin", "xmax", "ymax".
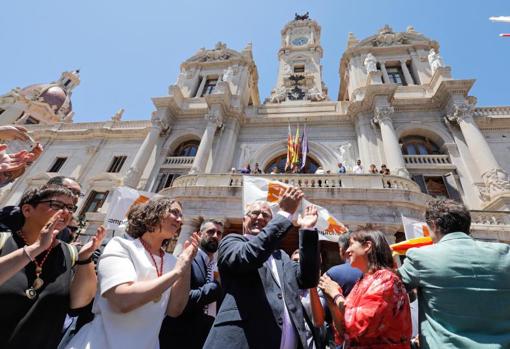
[{"xmin": 1, "ymin": 15, "xmax": 509, "ymax": 262}]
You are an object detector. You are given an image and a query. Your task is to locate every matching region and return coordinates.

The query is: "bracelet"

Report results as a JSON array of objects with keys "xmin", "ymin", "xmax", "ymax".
[
  {"xmin": 23, "ymin": 246, "xmax": 34, "ymax": 262},
  {"xmin": 76, "ymin": 256, "xmax": 94, "ymax": 265},
  {"xmin": 332, "ymin": 293, "xmax": 344, "ymax": 306}
]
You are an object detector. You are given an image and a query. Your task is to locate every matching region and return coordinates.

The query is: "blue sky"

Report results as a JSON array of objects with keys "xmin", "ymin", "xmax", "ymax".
[{"xmin": 1, "ymin": 0, "xmax": 509, "ymax": 122}]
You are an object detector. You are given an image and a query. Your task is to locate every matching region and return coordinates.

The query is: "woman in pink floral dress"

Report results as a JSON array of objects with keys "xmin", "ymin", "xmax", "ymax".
[{"xmin": 319, "ymin": 228, "xmax": 411, "ymax": 348}]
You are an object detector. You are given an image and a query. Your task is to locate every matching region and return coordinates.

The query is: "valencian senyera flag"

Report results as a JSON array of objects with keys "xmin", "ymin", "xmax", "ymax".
[
  {"xmin": 243, "ymin": 176, "xmax": 348, "ymax": 242},
  {"xmin": 104, "ymin": 186, "xmax": 162, "ymax": 232},
  {"xmin": 390, "ymin": 215, "xmax": 433, "ymax": 255},
  {"xmin": 292, "ymin": 124, "xmax": 301, "ymax": 165}
]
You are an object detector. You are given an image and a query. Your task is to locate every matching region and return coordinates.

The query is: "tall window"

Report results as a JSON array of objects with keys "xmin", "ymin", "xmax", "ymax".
[
  {"xmin": 412, "ymin": 174, "xmax": 461, "ymax": 202},
  {"xmin": 401, "ymin": 136, "xmax": 441, "ymax": 155},
  {"xmin": 107, "ymin": 156, "xmax": 127, "ymax": 173},
  {"xmin": 48, "ymin": 157, "xmax": 67, "ymax": 173},
  {"xmin": 386, "ymin": 66, "xmax": 405, "ymax": 85},
  {"xmin": 154, "ymin": 173, "xmax": 179, "ymax": 192},
  {"xmin": 80, "ymin": 191, "xmax": 109, "ymax": 217},
  {"xmin": 201, "ymin": 78, "xmax": 218, "ymax": 96},
  {"xmin": 173, "ymin": 141, "xmax": 199, "ymax": 157}
]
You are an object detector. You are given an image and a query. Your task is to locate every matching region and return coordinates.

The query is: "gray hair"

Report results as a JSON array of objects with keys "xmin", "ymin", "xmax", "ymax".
[
  {"xmin": 337, "ymin": 232, "xmax": 351, "ymax": 253},
  {"xmin": 199, "ymin": 219, "xmax": 224, "ymax": 232},
  {"xmin": 244, "ymin": 200, "xmax": 273, "ymax": 217}
]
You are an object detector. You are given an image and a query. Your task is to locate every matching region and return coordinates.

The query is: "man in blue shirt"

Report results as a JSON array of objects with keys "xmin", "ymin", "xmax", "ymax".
[
  {"xmin": 325, "ymin": 232, "xmax": 362, "ymax": 297},
  {"xmin": 337, "ymin": 162, "xmax": 346, "ymax": 174},
  {"xmin": 399, "ymin": 199, "xmax": 510, "ymax": 349}
]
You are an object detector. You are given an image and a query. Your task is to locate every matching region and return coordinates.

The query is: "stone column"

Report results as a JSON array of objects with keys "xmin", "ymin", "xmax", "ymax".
[
  {"xmin": 173, "ymin": 216, "xmax": 201, "ymax": 256},
  {"xmin": 123, "ymin": 110, "xmax": 168, "ymax": 188},
  {"xmin": 190, "ymin": 108, "xmax": 223, "ymax": 174},
  {"xmin": 211, "ymin": 117, "xmax": 240, "ymax": 173},
  {"xmin": 373, "ymin": 106, "xmax": 409, "ymax": 178},
  {"xmin": 446, "ymin": 103, "xmax": 510, "ymax": 199},
  {"xmin": 400, "ymin": 60, "xmax": 415, "ymax": 85},
  {"xmin": 380, "ymin": 62, "xmax": 390, "ymax": 83},
  {"xmin": 354, "ymin": 114, "xmax": 376, "ymax": 167}
]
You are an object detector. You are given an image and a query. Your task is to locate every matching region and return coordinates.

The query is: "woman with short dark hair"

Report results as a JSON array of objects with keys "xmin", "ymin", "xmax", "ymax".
[
  {"xmin": 319, "ymin": 228, "xmax": 411, "ymax": 348},
  {"xmin": 66, "ymin": 197, "xmax": 199, "ymax": 349},
  {"xmin": 0, "ymin": 186, "xmax": 105, "ymax": 349}
]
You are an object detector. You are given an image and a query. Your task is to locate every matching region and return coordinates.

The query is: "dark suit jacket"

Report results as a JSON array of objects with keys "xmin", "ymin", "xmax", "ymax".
[
  {"xmin": 203, "ymin": 214, "xmax": 320, "ymax": 349},
  {"xmin": 159, "ymin": 249, "xmax": 222, "ymax": 349}
]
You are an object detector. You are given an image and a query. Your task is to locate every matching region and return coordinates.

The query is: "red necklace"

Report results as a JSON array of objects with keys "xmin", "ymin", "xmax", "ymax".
[
  {"xmin": 139, "ymin": 237, "xmax": 164, "ymax": 303},
  {"xmin": 139, "ymin": 237, "xmax": 164, "ymax": 277},
  {"xmin": 18, "ymin": 230, "xmax": 55, "ymax": 299}
]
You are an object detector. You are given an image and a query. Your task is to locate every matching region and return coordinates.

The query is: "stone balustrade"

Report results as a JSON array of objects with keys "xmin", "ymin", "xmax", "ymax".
[
  {"xmin": 403, "ymin": 154, "xmax": 451, "ymax": 165},
  {"xmin": 471, "ymin": 210, "xmax": 510, "ymax": 225},
  {"xmin": 162, "ymin": 156, "xmax": 195, "ymax": 168},
  {"xmin": 171, "ymin": 173, "xmax": 422, "ymax": 192}
]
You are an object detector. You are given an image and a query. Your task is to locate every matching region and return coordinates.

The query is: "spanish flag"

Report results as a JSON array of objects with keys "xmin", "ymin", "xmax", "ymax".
[{"xmin": 285, "ymin": 123, "xmax": 293, "ymax": 171}]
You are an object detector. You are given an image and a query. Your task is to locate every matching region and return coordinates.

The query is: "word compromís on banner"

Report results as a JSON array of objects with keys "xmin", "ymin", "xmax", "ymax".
[
  {"xmin": 243, "ymin": 176, "xmax": 347, "ymax": 242},
  {"xmin": 103, "ymin": 186, "xmax": 161, "ymax": 231}
]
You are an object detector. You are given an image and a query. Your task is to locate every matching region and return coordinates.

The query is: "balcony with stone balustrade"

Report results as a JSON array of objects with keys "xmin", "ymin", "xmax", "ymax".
[
  {"xmin": 403, "ymin": 154, "xmax": 456, "ymax": 170},
  {"xmin": 161, "ymin": 156, "xmax": 195, "ymax": 169}
]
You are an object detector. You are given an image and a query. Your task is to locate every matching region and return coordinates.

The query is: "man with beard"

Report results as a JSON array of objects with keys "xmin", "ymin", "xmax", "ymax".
[{"xmin": 159, "ymin": 219, "xmax": 224, "ymax": 349}]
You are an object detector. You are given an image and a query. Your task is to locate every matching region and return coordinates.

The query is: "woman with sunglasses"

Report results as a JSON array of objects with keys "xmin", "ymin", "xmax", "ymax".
[
  {"xmin": 318, "ymin": 228, "xmax": 411, "ymax": 349},
  {"xmin": 0, "ymin": 186, "xmax": 105, "ymax": 349},
  {"xmin": 66, "ymin": 197, "xmax": 199, "ymax": 349}
]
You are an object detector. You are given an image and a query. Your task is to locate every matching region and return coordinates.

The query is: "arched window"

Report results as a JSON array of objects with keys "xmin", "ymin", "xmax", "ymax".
[
  {"xmin": 173, "ymin": 140, "xmax": 200, "ymax": 157},
  {"xmin": 264, "ymin": 154, "xmax": 320, "ymax": 174},
  {"xmin": 400, "ymin": 136, "xmax": 441, "ymax": 155}
]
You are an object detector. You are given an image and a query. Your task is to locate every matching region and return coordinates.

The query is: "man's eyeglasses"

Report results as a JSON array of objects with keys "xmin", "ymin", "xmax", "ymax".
[
  {"xmin": 39, "ymin": 200, "xmax": 78, "ymax": 213},
  {"xmin": 69, "ymin": 189, "xmax": 85, "ymax": 198},
  {"xmin": 247, "ymin": 210, "xmax": 272, "ymax": 219},
  {"xmin": 68, "ymin": 226, "xmax": 79, "ymax": 233}
]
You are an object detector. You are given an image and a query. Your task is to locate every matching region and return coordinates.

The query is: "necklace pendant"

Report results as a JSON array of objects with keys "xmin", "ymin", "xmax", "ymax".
[
  {"xmin": 35, "ymin": 266, "xmax": 42, "ymax": 274},
  {"xmin": 33, "ymin": 277, "xmax": 44, "ymax": 290},
  {"xmin": 25, "ymin": 287, "xmax": 37, "ymax": 299},
  {"xmin": 153, "ymin": 295, "xmax": 162, "ymax": 303}
]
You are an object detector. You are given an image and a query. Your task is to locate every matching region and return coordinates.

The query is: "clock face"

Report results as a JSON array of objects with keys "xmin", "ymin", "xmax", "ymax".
[{"xmin": 291, "ymin": 37, "xmax": 308, "ymax": 46}]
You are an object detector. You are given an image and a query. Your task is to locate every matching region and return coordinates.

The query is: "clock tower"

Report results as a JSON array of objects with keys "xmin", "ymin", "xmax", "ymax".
[{"xmin": 267, "ymin": 13, "xmax": 328, "ymax": 103}]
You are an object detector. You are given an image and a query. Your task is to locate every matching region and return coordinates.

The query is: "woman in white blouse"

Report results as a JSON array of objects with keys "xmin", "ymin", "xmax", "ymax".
[{"xmin": 67, "ymin": 197, "xmax": 199, "ymax": 349}]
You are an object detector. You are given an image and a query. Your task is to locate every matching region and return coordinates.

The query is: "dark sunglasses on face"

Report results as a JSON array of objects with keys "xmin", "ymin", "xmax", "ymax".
[
  {"xmin": 68, "ymin": 226, "xmax": 79, "ymax": 233},
  {"xmin": 38, "ymin": 200, "xmax": 78, "ymax": 213}
]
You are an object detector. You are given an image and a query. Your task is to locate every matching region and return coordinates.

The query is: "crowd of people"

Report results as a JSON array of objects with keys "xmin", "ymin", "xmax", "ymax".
[
  {"xmin": 0, "ymin": 126, "xmax": 509, "ymax": 349},
  {"xmin": 232, "ymin": 160, "xmax": 390, "ymax": 176}
]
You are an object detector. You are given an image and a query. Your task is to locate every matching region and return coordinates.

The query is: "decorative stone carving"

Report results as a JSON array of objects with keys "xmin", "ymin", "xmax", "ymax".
[
  {"xmin": 374, "ymin": 25, "xmax": 407, "ymax": 47},
  {"xmin": 445, "ymin": 103, "xmax": 474, "ymax": 124},
  {"xmin": 222, "ymin": 66, "xmax": 235, "ymax": 82},
  {"xmin": 240, "ymin": 144, "xmax": 253, "ymax": 165},
  {"xmin": 481, "ymin": 168, "xmax": 510, "ymax": 197},
  {"xmin": 307, "ymin": 86, "xmax": 326, "ymax": 101},
  {"xmin": 205, "ymin": 109, "xmax": 223, "ymax": 127},
  {"xmin": 268, "ymin": 87, "xmax": 287, "ymax": 103},
  {"xmin": 364, "ymin": 53, "xmax": 378, "ymax": 73},
  {"xmin": 283, "ymin": 63, "xmax": 292, "ymax": 75},
  {"xmin": 338, "ymin": 142, "xmax": 354, "ymax": 167},
  {"xmin": 111, "ymin": 108, "xmax": 124, "ymax": 122},
  {"xmin": 373, "ymin": 106, "xmax": 395, "ymax": 124},
  {"xmin": 428, "ymin": 49, "xmax": 446, "ymax": 74}
]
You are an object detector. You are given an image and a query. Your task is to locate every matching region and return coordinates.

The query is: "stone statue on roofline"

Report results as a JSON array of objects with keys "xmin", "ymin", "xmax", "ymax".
[
  {"xmin": 364, "ymin": 53, "xmax": 378, "ymax": 73},
  {"xmin": 428, "ymin": 49, "xmax": 445, "ymax": 74}
]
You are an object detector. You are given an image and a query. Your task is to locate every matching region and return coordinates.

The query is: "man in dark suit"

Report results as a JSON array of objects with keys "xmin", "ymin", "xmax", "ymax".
[
  {"xmin": 159, "ymin": 219, "xmax": 224, "ymax": 349},
  {"xmin": 204, "ymin": 186, "xmax": 320, "ymax": 349}
]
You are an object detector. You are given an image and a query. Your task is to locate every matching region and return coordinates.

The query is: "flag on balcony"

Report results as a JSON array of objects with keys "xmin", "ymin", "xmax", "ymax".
[
  {"xmin": 243, "ymin": 176, "xmax": 348, "ymax": 242},
  {"xmin": 285, "ymin": 123, "xmax": 293, "ymax": 171},
  {"xmin": 301, "ymin": 124, "xmax": 308, "ymax": 170},
  {"xmin": 292, "ymin": 124, "xmax": 301, "ymax": 165},
  {"xmin": 390, "ymin": 215, "xmax": 433, "ymax": 255}
]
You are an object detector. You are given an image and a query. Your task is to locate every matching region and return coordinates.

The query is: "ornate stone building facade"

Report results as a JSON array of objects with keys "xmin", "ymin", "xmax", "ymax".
[{"xmin": 1, "ymin": 16, "xmax": 509, "ymax": 260}]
